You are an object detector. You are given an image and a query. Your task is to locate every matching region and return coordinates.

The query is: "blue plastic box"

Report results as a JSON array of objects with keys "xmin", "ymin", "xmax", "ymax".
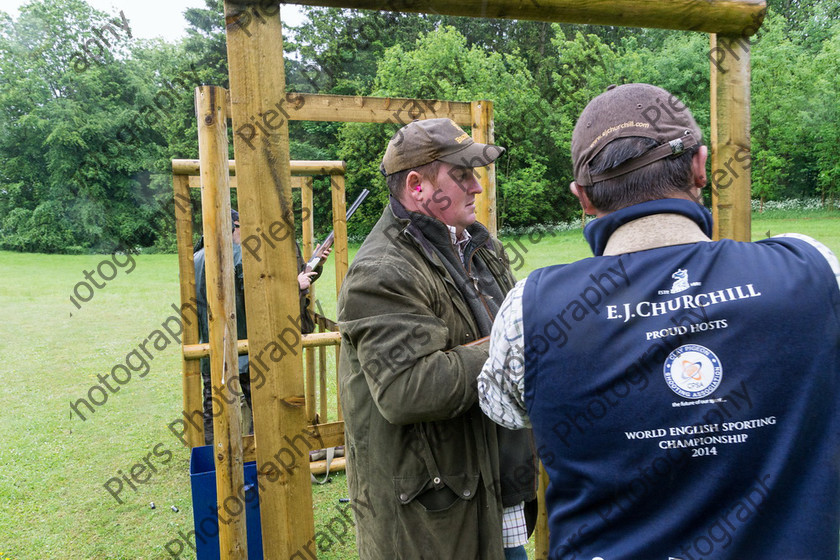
[{"xmin": 189, "ymin": 445, "xmax": 264, "ymax": 559}]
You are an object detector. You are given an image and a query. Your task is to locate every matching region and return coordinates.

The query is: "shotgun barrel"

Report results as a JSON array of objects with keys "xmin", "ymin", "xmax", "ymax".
[{"xmin": 305, "ymin": 188, "xmax": 370, "ymax": 272}]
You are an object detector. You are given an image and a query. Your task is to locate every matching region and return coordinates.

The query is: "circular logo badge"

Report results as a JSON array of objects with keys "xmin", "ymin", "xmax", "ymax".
[{"xmin": 663, "ymin": 344, "xmax": 722, "ymax": 399}]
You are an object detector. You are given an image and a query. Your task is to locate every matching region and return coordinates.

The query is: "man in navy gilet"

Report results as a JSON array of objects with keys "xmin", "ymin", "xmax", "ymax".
[{"xmin": 478, "ymin": 83, "xmax": 840, "ymax": 559}]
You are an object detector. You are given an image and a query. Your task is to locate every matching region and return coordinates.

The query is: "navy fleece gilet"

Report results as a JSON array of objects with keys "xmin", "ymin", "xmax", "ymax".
[{"xmin": 523, "ymin": 200, "xmax": 840, "ymax": 560}]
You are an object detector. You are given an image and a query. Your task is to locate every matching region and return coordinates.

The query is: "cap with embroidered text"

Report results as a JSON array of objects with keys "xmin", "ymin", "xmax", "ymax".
[
  {"xmin": 571, "ymin": 83, "xmax": 703, "ymax": 186},
  {"xmin": 380, "ymin": 118, "xmax": 505, "ymax": 176}
]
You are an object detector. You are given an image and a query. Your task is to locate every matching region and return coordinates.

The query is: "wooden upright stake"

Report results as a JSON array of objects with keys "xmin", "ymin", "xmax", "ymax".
[
  {"xmin": 330, "ymin": 174, "xmax": 349, "ymax": 295},
  {"xmin": 328, "ymin": 174, "xmax": 348, "ymax": 422},
  {"xmin": 173, "ymin": 173, "xmax": 205, "ymax": 449},
  {"xmin": 471, "ymin": 100, "xmax": 497, "ymax": 235},
  {"xmin": 196, "ymin": 85, "xmax": 247, "ymax": 560},
  {"xmin": 223, "ymin": 2, "xmax": 315, "ymax": 557},
  {"xmin": 710, "ymin": 34, "xmax": 752, "ymax": 241},
  {"xmin": 300, "ymin": 177, "xmax": 318, "ymax": 424},
  {"xmin": 534, "ymin": 463, "xmax": 550, "ymax": 559}
]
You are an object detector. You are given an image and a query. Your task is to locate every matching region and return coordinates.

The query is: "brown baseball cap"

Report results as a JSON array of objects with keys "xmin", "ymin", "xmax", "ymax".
[
  {"xmin": 380, "ymin": 118, "xmax": 505, "ymax": 176},
  {"xmin": 571, "ymin": 83, "xmax": 703, "ymax": 186}
]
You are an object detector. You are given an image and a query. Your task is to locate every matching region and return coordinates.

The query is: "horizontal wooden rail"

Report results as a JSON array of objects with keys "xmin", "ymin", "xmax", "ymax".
[
  {"xmin": 310, "ymin": 456, "xmax": 346, "ymax": 475},
  {"xmin": 242, "ymin": 421, "xmax": 346, "ymax": 462},
  {"xmin": 172, "ymin": 159, "xmax": 346, "ymax": 176},
  {"xmin": 183, "ymin": 332, "xmax": 341, "ymax": 360},
  {"xmin": 281, "ymin": 0, "xmax": 765, "ymax": 36},
  {"xmin": 191, "ymin": 91, "xmax": 471, "ymax": 128},
  {"xmin": 186, "ymin": 175, "xmax": 328, "ymax": 189},
  {"xmin": 228, "ymin": 91, "xmax": 472, "ymax": 126}
]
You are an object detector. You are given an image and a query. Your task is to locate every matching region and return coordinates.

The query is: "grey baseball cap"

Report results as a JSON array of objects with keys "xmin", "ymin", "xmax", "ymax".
[
  {"xmin": 380, "ymin": 118, "xmax": 505, "ymax": 176},
  {"xmin": 572, "ymin": 83, "xmax": 703, "ymax": 186}
]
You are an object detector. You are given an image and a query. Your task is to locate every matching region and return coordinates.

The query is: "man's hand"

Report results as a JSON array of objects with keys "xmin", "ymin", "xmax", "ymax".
[
  {"xmin": 314, "ymin": 244, "xmax": 333, "ymax": 261},
  {"xmin": 298, "ymin": 270, "xmax": 318, "ymax": 291}
]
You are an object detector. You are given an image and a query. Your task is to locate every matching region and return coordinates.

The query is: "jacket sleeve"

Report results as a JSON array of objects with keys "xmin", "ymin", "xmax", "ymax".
[{"xmin": 339, "ymin": 257, "xmax": 487, "ymax": 425}]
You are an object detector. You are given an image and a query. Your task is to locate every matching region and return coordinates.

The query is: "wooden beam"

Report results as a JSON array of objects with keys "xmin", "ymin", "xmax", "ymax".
[
  {"xmin": 172, "ymin": 159, "xmax": 346, "ymax": 176},
  {"xmin": 330, "ymin": 174, "xmax": 349, "ymax": 296},
  {"xmin": 182, "ymin": 332, "xmax": 341, "ymax": 361},
  {"xmin": 283, "ymin": 0, "xmax": 766, "ymax": 36},
  {"xmin": 195, "ymin": 85, "xmax": 247, "ymax": 560},
  {"xmin": 710, "ymin": 34, "xmax": 752, "ymax": 241},
  {"xmin": 301, "ymin": 176, "xmax": 318, "ymax": 424},
  {"xmin": 224, "ymin": 2, "xmax": 315, "ymax": 557},
  {"xmin": 241, "ymin": 421, "xmax": 346, "ymax": 462},
  {"xmin": 310, "ymin": 456, "xmax": 346, "ymax": 475},
  {"xmin": 471, "ymin": 100, "xmax": 497, "ymax": 235},
  {"xmin": 229, "ymin": 91, "xmax": 472, "ymax": 126},
  {"xmin": 173, "ymin": 174, "xmax": 205, "ymax": 449},
  {"xmin": 167, "ymin": 91, "xmax": 473, "ymax": 135},
  {"xmin": 535, "ymin": 463, "xmax": 550, "ymax": 559}
]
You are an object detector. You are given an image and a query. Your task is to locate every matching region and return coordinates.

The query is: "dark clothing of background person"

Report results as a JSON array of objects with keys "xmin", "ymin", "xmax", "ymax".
[{"xmin": 194, "ymin": 238, "xmax": 321, "ymax": 445}]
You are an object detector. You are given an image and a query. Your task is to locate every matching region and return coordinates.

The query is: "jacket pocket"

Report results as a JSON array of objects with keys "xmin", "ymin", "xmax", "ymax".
[
  {"xmin": 394, "ymin": 473, "xmax": 480, "ymax": 511},
  {"xmin": 392, "ymin": 474, "xmax": 483, "ymax": 559}
]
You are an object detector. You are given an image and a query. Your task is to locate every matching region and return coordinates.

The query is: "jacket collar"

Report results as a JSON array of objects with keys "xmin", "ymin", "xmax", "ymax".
[
  {"xmin": 389, "ymin": 196, "xmax": 490, "ymax": 253},
  {"xmin": 584, "ymin": 199, "xmax": 714, "ymax": 256}
]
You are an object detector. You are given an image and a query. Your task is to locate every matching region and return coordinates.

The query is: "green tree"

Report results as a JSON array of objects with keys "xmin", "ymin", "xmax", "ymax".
[
  {"xmin": 750, "ymin": 12, "xmax": 814, "ymax": 204},
  {"xmin": 336, "ymin": 26, "xmax": 553, "ymax": 231},
  {"xmin": 546, "ymin": 31, "xmax": 621, "ymax": 188},
  {"xmin": 286, "ymin": 7, "xmax": 434, "ymax": 96},
  {"xmin": 0, "ymin": 0, "xmax": 163, "ymax": 252},
  {"xmin": 809, "ymin": 23, "xmax": 840, "ymax": 204}
]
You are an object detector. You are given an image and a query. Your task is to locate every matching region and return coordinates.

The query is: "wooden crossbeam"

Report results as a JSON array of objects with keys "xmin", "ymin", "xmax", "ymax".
[
  {"xmin": 172, "ymin": 159, "xmax": 346, "ymax": 176},
  {"xmin": 182, "ymin": 332, "xmax": 342, "ymax": 361},
  {"xmin": 229, "ymin": 91, "xmax": 472, "ymax": 126},
  {"xmin": 242, "ymin": 421, "xmax": 346, "ymax": 463},
  {"xmin": 280, "ymin": 0, "xmax": 766, "ymax": 36}
]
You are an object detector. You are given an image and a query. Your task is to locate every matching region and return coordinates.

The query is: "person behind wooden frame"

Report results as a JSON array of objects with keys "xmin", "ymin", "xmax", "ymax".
[{"xmin": 194, "ymin": 210, "xmax": 330, "ymax": 443}]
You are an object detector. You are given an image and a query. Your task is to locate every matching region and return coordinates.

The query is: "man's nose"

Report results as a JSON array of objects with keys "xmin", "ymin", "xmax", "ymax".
[{"xmin": 469, "ymin": 171, "xmax": 483, "ymax": 193}]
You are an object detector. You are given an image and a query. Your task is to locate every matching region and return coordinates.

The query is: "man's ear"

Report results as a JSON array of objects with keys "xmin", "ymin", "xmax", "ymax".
[
  {"xmin": 692, "ymin": 145, "xmax": 709, "ymax": 189},
  {"xmin": 406, "ymin": 171, "xmax": 422, "ymax": 192},
  {"xmin": 401, "ymin": 171, "xmax": 425, "ymax": 208},
  {"xmin": 570, "ymin": 182, "xmax": 599, "ymax": 216}
]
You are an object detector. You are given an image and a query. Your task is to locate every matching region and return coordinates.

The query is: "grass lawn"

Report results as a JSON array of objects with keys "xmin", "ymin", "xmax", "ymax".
[{"xmin": 1, "ymin": 207, "xmax": 837, "ymax": 559}]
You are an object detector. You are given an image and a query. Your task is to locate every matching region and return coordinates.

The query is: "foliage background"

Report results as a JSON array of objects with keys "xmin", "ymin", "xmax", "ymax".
[{"xmin": 1, "ymin": 0, "xmax": 839, "ymax": 253}]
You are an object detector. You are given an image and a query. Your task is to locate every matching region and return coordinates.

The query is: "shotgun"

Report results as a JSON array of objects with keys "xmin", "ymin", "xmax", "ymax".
[{"xmin": 305, "ymin": 188, "xmax": 370, "ymax": 272}]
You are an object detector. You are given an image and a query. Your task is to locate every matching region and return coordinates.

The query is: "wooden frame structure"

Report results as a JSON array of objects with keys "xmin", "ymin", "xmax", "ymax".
[
  {"xmin": 186, "ymin": 1, "xmax": 767, "ymax": 558},
  {"xmin": 178, "ymin": 85, "xmax": 498, "ymax": 557},
  {"xmin": 172, "ymin": 154, "xmax": 348, "ymax": 450}
]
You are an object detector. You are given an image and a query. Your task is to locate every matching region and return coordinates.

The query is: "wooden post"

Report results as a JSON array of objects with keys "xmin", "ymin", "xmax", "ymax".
[
  {"xmin": 195, "ymin": 85, "xmax": 247, "ymax": 560},
  {"xmin": 471, "ymin": 100, "xmax": 497, "ymax": 235},
  {"xmin": 319, "ymin": 352, "xmax": 329, "ymax": 421},
  {"xmin": 335, "ymin": 343, "xmax": 343, "ymax": 421},
  {"xmin": 282, "ymin": 0, "xmax": 766, "ymax": 35},
  {"xmin": 534, "ymin": 463, "xmax": 550, "ymax": 559},
  {"xmin": 710, "ymin": 34, "xmax": 752, "ymax": 241},
  {"xmin": 328, "ymin": 174, "xmax": 348, "ymax": 422},
  {"xmin": 224, "ymin": 2, "xmax": 315, "ymax": 558},
  {"xmin": 173, "ymin": 173, "xmax": 205, "ymax": 449},
  {"xmin": 300, "ymin": 177, "xmax": 318, "ymax": 424},
  {"xmin": 330, "ymin": 174, "xmax": 349, "ymax": 295}
]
